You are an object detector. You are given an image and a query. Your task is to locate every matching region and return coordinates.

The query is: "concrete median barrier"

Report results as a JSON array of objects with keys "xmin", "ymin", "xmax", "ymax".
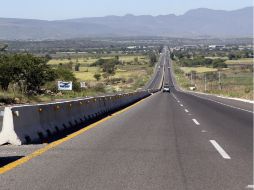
[{"xmin": 0, "ymin": 90, "xmax": 156, "ymax": 145}]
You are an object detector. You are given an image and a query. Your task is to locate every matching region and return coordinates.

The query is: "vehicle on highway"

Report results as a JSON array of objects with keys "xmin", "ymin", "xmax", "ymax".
[{"xmin": 163, "ymin": 85, "xmax": 170, "ymax": 93}]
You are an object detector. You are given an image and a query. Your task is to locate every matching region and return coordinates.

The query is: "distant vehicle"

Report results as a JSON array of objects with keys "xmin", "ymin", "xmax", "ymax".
[
  {"xmin": 189, "ymin": 86, "xmax": 196, "ymax": 91},
  {"xmin": 163, "ymin": 85, "xmax": 170, "ymax": 93},
  {"xmin": 168, "ymin": 67, "xmax": 171, "ymax": 69}
]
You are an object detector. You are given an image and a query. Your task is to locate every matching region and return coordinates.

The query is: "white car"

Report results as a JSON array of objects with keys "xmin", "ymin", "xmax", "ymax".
[{"xmin": 163, "ymin": 85, "xmax": 170, "ymax": 93}]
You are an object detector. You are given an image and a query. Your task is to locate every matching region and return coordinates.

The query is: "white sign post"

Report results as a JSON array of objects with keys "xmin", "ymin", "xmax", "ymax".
[
  {"xmin": 58, "ymin": 81, "xmax": 73, "ymax": 91},
  {"xmin": 80, "ymin": 82, "xmax": 87, "ymax": 89}
]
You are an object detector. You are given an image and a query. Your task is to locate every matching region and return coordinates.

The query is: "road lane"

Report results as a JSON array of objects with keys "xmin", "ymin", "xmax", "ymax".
[{"xmin": 2, "ymin": 91, "xmax": 250, "ymax": 190}]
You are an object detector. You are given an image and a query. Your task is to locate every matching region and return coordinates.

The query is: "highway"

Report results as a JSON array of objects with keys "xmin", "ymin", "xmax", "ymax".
[{"xmin": 0, "ymin": 48, "xmax": 253, "ymax": 190}]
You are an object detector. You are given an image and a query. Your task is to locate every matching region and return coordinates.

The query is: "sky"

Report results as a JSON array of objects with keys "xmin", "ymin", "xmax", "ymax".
[{"xmin": 0, "ymin": 0, "xmax": 252, "ymax": 20}]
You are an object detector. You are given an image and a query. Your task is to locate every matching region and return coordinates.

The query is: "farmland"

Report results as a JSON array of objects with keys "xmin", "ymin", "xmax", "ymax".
[
  {"xmin": 225, "ymin": 58, "xmax": 253, "ymax": 65},
  {"xmin": 48, "ymin": 55, "xmax": 152, "ymax": 91},
  {"xmin": 0, "ymin": 53, "xmax": 155, "ymax": 105},
  {"xmin": 180, "ymin": 67, "xmax": 218, "ymax": 73}
]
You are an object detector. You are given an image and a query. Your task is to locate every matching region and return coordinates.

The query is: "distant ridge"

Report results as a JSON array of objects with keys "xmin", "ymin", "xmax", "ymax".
[{"xmin": 0, "ymin": 7, "xmax": 252, "ymax": 40}]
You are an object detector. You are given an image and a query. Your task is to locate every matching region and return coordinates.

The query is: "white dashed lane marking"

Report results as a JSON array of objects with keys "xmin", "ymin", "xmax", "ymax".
[
  {"xmin": 210, "ymin": 140, "xmax": 231, "ymax": 159},
  {"xmin": 192, "ymin": 119, "xmax": 200, "ymax": 125}
]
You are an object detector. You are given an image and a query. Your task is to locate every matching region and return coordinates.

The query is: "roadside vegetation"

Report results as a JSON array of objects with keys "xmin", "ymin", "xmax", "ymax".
[
  {"xmin": 0, "ymin": 50, "xmax": 158, "ymax": 105},
  {"xmin": 171, "ymin": 47, "xmax": 253, "ymax": 100}
]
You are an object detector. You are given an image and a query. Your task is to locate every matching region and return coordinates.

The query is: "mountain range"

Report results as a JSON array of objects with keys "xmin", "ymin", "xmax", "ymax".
[{"xmin": 0, "ymin": 7, "xmax": 252, "ymax": 40}]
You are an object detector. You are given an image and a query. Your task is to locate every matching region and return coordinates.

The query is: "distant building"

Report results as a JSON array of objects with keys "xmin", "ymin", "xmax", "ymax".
[
  {"xmin": 208, "ymin": 45, "xmax": 225, "ymax": 49},
  {"xmin": 127, "ymin": 46, "xmax": 137, "ymax": 49},
  {"xmin": 183, "ymin": 45, "xmax": 199, "ymax": 49}
]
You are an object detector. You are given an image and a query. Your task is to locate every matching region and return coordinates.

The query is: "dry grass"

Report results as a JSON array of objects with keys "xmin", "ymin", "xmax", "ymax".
[
  {"xmin": 48, "ymin": 55, "xmax": 148, "ymax": 66},
  {"xmin": 181, "ymin": 67, "xmax": 218, "ymax": 73},
  {"xmin": 225, "ymin": 58, "xmax": 253, "ymax": 65},
  {"xmin": 174, "ymin": 61, "xmax": 253, "ymax": 100}
]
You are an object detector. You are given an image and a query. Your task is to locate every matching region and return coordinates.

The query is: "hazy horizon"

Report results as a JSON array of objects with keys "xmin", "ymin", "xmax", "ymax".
[{"xmin": 0, "ymin": 0, "xmax": 252, "ymax": 20}]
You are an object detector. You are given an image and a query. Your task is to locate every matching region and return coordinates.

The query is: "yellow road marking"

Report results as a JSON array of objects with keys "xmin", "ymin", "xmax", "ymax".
[{"xmin": 0, "ymin": 97, "xmax": 148, "ymax": 175}]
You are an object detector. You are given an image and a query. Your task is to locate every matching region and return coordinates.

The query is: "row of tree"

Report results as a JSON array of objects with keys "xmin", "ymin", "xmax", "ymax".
[{"xmin": 175, "ymin": 56, "xmax": 227, "ymax": 68}]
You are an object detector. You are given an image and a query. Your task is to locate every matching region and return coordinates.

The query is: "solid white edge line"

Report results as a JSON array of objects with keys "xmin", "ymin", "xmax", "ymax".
[
  {"xmin": 210, "ymin": 140, "xmax": 231, "ymax": 159},
  {"xmin": 185, "ymin": 109, "xmax": 189, "ymax": 113},
  {"xmin": 182, "ymin": 91, "xmax": 253, "ymax": 114},
  {"xmin": 174, "ymin": 83, "xmax": 253, "ymax": 112},
  {"xmin": 190, "ymin": 91, "xmax": 254, "ymax": 104},
  {"xmin": 246, "ymin": 185, "xmax": 254, "ymax": 189},
  {"xmin": 192, "ymin": 119, "xmax": 200, "ymax": 125}
]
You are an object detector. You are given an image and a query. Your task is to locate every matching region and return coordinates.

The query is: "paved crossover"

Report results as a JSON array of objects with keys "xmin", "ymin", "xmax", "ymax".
[{"xmin": 0, "ymin": 49, "xmax": 253, "ymax": 190}]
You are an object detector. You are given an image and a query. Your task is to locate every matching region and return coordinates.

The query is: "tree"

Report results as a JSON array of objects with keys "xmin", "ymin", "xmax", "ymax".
[
  {"xmin": 55, "ymin": 67, "xmax": 76, "ymax": 81},
  {"xmin": 148, "ymin": 52, "xmax": 157, "ymax": 66},
  {"xmin": 74, "ymin": 63, "xmax": 80, "ymax": 71},
  {"xmin": 94, "ymin": 73, "xmax": 101, "ymax": 81},
  {"xmin": 177, "ymin": 53, "xmax": 184, "ymax": 59},
  {"xmin": 17, "ymin": 54, "xmax": 56, "ymax": 92},
  {"xmin": 0, "ymin": 54, "xmax": 56, "ymax": 92},
  {"xmin": 203, "ymin": 58, "xmax": 213, "ymax": 67},
  {"xmin": 0, "ymin": 54, "xmax": 20, "ymax": 90},
  {"xmin": 228, "ymin": 53, "xmax": 236, "ymax": 60},
  {"xmin": 101, "ymin": 60, "xmax": 116, "ymax": 75},
  {"xmin": 170, "ymin": 53, "xmax": 175, "ymax": 60},
  {"xmin": 212, "ymin": 59, "xmax": 227, "ymax": 68}
]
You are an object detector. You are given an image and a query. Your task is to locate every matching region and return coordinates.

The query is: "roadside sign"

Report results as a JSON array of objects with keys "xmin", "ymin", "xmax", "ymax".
[
  {"xmin": 58, "ymin": 81, "xmax": 72, "ymax": 91},
  {"xmin": 80, "ymin": 82, "xmax": 87, "ymax": 88}
]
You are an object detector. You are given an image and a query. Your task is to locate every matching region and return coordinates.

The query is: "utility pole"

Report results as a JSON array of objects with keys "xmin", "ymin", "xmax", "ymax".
[
  {"xmin": 191, "ymin": 72, "xmax": 193, "ymax": 85},
  {"xmin": 219, "ymin": 71, "xmax": 222, "ymax": 90},
  {"xmin": 204, "ymin": 73, "xmax": 207, "ymax": 92}
]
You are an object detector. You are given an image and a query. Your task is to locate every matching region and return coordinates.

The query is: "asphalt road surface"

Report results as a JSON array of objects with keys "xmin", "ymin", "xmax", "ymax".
[{"xmin": 0, "ymin": 49, "xmax": 253, "ymax": 190}]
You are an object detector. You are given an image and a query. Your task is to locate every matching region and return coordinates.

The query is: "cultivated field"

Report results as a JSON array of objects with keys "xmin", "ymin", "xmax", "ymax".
[
  {"xmin": 225, "ymin": 58, "xmax": 253, "ymax": 65},
  {"xmin": 48, "ymin": 54, "xmax": 152, "ymax": 93},
  {"xmin": 180, "ymin": 67, "xmax": 218, "ymax": 73},
  {"xmin": 48, "ymin": 55, "xmax": 148, "ymax": 66}
]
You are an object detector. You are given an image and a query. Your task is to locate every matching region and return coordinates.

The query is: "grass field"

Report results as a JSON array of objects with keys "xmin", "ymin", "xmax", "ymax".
[
  {"xmin": 50, "ymin": 55, "xmax": 152, "ymax": 92},
  {"xmin": 48, "ymin": 57, "xmax": 110, "ymax": 66},
  {"xmin": 173, "ymin": 61, "xmax": 253, "ymax": 100},
  {"xmin": 205, "ymin": 56, "xmax": 228, "ymax": 60},
  {"xmin": 74, "ymin": 67, "xmax": 100, "ymax": 81},
  {"xmin": 0, "ymin": 54, "xmax": 153, "ymax": 104},
  {"xmin": 225, "ymin": 58, "xmax": 253, "ymax": 65},
  {"xmin": 180, "ymin": 67, "xmax": 218, "ymax": 73},
  {"xmin": 68, "ymin": 56, "xmax": 153, "ymax": 94},
  {"xmin": 48, "ymin": 55, "xmax": 148, "ymax": 66}
]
